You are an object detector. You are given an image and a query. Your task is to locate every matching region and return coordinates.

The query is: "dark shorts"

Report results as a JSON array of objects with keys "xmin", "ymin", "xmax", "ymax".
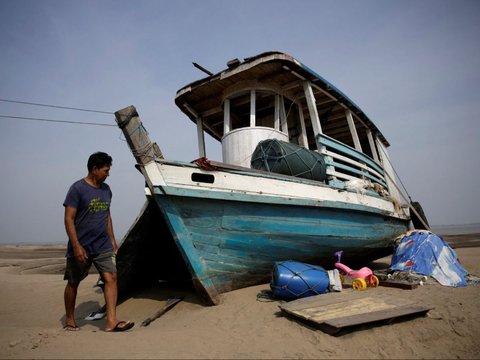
[{"xmin": 64, "ymin": 251, "xmax": 116, "ymax": 284}]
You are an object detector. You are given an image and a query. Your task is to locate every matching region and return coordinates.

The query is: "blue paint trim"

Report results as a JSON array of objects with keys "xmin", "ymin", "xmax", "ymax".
[
  {"xmin": 156, "ymin": 184, "xmax": 395, "ymax": 217},
  {"xmin": 301, "ymin": 63, "xmax": 365, "ymax": 114}
]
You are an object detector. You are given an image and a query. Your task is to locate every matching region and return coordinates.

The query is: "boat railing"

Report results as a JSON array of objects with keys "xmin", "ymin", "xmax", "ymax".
[{"xmin": 317, "ymin": 134, "xmax": 387, "ymax": 189}]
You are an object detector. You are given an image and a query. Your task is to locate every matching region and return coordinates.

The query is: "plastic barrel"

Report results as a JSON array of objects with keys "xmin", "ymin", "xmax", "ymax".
[{"xmin": 270, "ymin": 260, "xmax": 330, "ymax": 299}]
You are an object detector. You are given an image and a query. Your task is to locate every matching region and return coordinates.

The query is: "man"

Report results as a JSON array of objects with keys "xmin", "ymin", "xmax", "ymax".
[{"xmin": 63, "ymin": 152, "xmax": 134, "ymax": 332}]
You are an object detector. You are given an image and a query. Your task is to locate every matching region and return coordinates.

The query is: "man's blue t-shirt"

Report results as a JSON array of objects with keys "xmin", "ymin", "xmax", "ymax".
[{"xmin": 63, "ymin": 179, "xmax": 113, "ymax": 257}]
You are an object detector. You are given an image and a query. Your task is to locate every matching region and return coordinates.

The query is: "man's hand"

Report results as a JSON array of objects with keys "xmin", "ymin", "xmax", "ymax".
[{"xmin": 73, "ymin": 245, "xmax": 88, "ymax": 263}]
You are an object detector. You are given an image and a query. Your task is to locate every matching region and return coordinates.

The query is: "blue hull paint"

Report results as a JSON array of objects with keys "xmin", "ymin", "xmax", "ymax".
[{"xmin": 152, "ymin": 191, "xmax": 408, "ymax": 304}]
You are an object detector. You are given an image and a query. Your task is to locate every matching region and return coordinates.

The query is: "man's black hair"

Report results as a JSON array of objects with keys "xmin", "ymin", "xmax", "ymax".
[{"xmin": 87, "ymin": 152, "xmax": 112, "ymax": 172}]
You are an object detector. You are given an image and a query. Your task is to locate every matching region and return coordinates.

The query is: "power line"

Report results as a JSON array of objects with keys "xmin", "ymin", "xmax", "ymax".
[
  {"xmin": 0, "ymin": 98, "xmax": 113, "ymax": 115},
  {"xmin": 0, "ymin": 115, "xmax": 116, "ymax": 127}
]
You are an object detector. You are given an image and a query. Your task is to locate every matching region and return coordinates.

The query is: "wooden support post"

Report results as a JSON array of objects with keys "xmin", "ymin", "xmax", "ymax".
[
  {"xmin": 346, "ymin": 109, "xmax": 362, "ymax": 152},
  {"xmin": 280, "ymin": 96, "xmax": 289, "ymax": 136},
  {"xmin": 114, "ymin": 105, "xmax": 163, "ymax": 165},
  {"xmin": 224, "ymin": 98, "xmax": 231, "ymax": 134},
  {"xmin": 250, "ymin": 90, "xmax": 256, "ymax": 127},
  {"xmin": 274, "ymin": 95, "xmax": 280, "ymax": 130},
  {"xmin": 196, "ymin": 118, "xmax": 206, "ymax": 158},
  {"xmin": 303, "ymin": 81, "xmax": 322, "ymax": 150},
  {"xmin": 298, "ymin": 104, "xmax": 309, "ymax": 149},
  {"xmin": 367, "ymin": 129, "xmax": 380, "ymax": 163}
]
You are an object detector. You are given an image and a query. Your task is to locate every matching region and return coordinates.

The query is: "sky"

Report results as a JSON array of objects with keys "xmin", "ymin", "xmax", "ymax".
[{"xmin": 1, "ymin": 0, "xmax": 479, "ymax": 244}]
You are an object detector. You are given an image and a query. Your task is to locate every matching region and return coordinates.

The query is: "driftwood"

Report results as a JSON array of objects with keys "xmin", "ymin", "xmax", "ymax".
[{"xmin": 141, "ymin": 296, "xmax": 185, "ymax": 327}]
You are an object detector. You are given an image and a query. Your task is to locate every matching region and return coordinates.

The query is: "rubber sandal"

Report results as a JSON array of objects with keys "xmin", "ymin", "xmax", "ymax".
[
  {"xmin": 64, "ymin": 324, "xmax": 80, "ymax": 331},
  {"xmin": 85, "ymin": 309, "xmax": 106, "ymax": 320},
  {"xmin": 105, "ymin": 321, "xmax": 134, "ymax": 332}
]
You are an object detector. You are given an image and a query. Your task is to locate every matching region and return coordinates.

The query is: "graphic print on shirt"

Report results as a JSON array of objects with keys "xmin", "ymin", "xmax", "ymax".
[{"xmin": 88, "ymin": 197, "xmax": 110, "ymax": 213}]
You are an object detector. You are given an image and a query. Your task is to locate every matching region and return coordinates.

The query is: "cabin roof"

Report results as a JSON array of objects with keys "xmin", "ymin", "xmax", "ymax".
[{"xmin": 175, "ymin": 51, "xmax": 389, "ymax": 147}]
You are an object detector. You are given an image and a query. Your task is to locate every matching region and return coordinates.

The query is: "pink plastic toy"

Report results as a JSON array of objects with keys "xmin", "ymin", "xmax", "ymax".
[{"xmin": 334, "ymin": 251, "xmax": 379, "ymax": 290}]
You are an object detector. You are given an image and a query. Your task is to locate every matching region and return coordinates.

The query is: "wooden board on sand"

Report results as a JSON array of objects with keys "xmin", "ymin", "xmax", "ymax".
[{"xmin": 279, "ymin": 291, "xmax": 433, "ymax": 335}]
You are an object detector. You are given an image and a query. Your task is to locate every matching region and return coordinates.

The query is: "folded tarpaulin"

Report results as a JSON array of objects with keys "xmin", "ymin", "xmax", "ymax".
[{"xmin": 389, "ymin": 230, "xmax": 468, "ymax": 287}]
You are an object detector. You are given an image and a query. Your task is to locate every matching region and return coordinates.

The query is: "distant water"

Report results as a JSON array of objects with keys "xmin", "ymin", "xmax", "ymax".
[{"xmin": 431, "ymin": 223, "xmax": 480, "ymax": 236}]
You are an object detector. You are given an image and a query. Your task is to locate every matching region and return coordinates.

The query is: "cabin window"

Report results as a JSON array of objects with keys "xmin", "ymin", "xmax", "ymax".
[
  {"xmin": 226, "ymin": 89, "xmax": 301, "ymax": 137},
  {"xmin": 284, "ymin": 99, "xmax": 303, "ymax": 146},
  {"xmin": 357, "ymin": 126, "xmax": 374, "ymax": 159},
  {"xmin": 229, "ymin": 90, "xmax": 251, "ymax": 131},
  {"xmin": 322, "ymin": 114, "xmax": 355, "ymax": 148},
  {"xmin": 255, "ymin": 91, "xmax": 276, "ymax": 129}
]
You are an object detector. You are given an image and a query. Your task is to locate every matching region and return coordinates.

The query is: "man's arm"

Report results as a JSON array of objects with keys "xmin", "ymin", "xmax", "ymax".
[
  {"xmin": 64, "ymin": 206, "xmax": 88, "ymax": 262},
  {"xmin": 107, "ymin": 211, "xmax": 118, "ymax": 254}
]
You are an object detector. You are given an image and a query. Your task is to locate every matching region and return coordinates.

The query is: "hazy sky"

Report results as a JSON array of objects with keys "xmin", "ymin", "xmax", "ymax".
[{"xmin": 1, "ymin": 0, "xmax": 479, "ymax": 244}]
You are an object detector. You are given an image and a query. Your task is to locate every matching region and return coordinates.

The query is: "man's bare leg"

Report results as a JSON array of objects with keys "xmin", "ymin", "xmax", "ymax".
[
  {"xmin": 102, "ymin": 272, "xmax": 133, "ymax": 331},
  {"xmin": 102, "ymin": 272, "xmax": 119, "ymax": 330},
  {"xmin": 64, "ymin": 282, "xmax": 79, "ymax": 328}
]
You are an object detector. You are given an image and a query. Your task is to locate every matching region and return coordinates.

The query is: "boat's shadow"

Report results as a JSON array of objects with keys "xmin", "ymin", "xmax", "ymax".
[{"xmin": 125, "ymin": 280, "xmax": 202, "ymax": 306}]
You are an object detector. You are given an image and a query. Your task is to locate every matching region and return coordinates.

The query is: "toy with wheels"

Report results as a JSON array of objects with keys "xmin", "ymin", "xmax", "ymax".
[{"xmin": 334, "ymin": 251, "xmax": 379, "ymax": 290}]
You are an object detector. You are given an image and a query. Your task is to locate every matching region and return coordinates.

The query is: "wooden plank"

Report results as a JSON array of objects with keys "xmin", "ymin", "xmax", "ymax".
[
  {"xmin": 325, "ymin": 304, "xmax": 431, "ymax": 328},
  {"xmin": 280, "ymin": 292, "xmax": 433, "ymax": 334},
  {"xmin": 318, "ymin": 133, "xmax": 384, "ymax": 174},
  {"xmin": 322, "ymin": 149, "xmax": 385, "ymax": 180},
  {"xmin": 379, "ymin": 280, "xmax": 419, "ymax": 290},
  {"xmin": 329, "ymin": 160, "xmax": 387, "ymax": 187}
]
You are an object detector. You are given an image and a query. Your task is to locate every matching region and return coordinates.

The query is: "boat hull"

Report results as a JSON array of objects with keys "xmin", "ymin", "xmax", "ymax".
[{"xmin": 151, "ymin": 187, "xmax": 408, "ymax": 304}]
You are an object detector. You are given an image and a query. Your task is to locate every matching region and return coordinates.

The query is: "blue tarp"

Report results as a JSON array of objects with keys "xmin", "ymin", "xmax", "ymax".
[{"xmin": 389, "ymin": 230, "xmax": 469, "ymax": 287}]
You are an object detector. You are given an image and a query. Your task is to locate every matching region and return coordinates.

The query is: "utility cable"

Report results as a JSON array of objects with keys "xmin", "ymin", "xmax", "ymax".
[
  {"xmin": 0, "ymin": 115, "xmax": 116, "ymax": 127},
  {"xmin": 0, "ymin": 98, "xmax": 113, "ymax": 115}
]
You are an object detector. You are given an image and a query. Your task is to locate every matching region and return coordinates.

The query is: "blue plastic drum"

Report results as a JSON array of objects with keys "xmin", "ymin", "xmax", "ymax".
[{"xmin": 270, "ymin": 260, "xmax": 330, "ymax": 299}]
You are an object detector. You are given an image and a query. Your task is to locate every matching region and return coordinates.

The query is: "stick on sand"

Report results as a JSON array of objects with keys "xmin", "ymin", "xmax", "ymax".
[{"xmin": 141, "ymin": 296, "xmax": 185, "ymax": 327}]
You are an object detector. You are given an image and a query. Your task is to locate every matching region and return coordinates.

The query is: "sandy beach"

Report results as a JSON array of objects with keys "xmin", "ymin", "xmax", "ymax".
[{"xmin": 0, "ymin": 233, "xmax": 479, "ymax": 359}]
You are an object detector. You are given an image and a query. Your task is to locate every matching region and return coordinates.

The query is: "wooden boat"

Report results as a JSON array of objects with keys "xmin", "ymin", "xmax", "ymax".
[{"xmin": 114, "ymin": 51, "xmax": 424, "ymax": 305}]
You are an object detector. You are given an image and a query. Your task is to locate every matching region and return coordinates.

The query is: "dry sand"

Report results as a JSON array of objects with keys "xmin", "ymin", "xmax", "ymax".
[{"xmin": 0, "ymin": 237, "xmax": 479, "ymax": 359}]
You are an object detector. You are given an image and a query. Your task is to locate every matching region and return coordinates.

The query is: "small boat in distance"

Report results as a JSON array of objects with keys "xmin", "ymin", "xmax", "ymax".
[{"xmin": 114, "ymin": 51, "xmax": 427, "ymax": 305}]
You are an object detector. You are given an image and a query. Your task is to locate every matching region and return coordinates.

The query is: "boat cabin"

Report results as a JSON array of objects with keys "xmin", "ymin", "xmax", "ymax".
[{"xmin": 175, "ymin": 51, "xmax": 399, "ymax": 199}]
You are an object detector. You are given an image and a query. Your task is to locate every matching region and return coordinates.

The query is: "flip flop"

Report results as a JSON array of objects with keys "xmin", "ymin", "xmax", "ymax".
[
  {"xmin": 105, "ymin": 321, "xmax": 134, "ymax": 332},
  {"xmin": 85, "ymin": 309, "xmax": 106, "ymax": 321},
  {"xmin": 64, "ymin": 324, "xmax": 80, "ymax": 331}
]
